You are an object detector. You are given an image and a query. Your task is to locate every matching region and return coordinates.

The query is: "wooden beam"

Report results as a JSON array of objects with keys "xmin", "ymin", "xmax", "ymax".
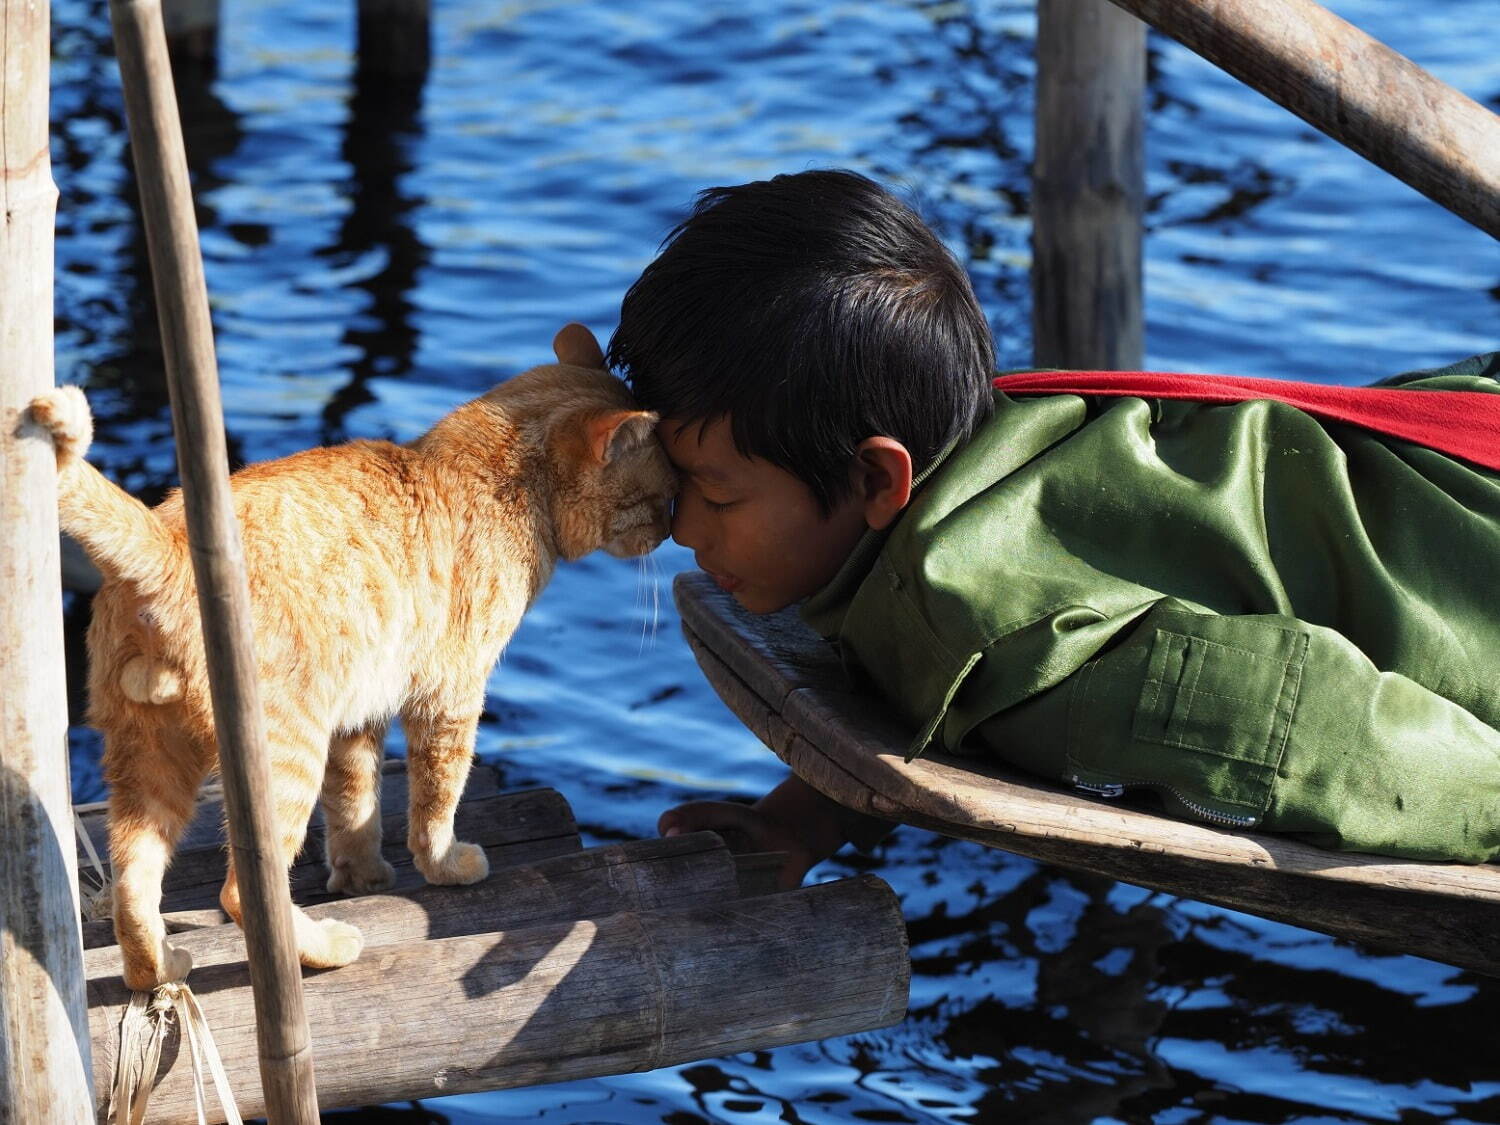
[
  {"xmin": 106, "ymin": 0, "xmax": 317, "ymax": 1117},
  {"xmin": 86, "ymin": 877, "xmax": 910, "ymax": 1122},
  {"xmin": 1103, "ymin": 0, "xmax": 1500, "ymax": 238},
  {"xmin": 79, "ymin": 788, "xmax": 582, "ymax": 937},
  {"xmin": 1032, "ymin": 0, "xmax": 1145, "ymax": 370},
  {"xmin": 74, "ymin": 757, "xmax": 518, "ymax": 861},
  {"xmin": 85, "ymin": 833, "xmax": 740, "ymax": 977},
  {"xmin": 0, "ymin": 0, "xmax": 97, "ymax": 1117}
]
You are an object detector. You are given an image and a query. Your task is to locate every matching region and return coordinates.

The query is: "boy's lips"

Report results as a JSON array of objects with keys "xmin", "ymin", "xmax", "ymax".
[{"xmin": 699, "ymin": 561, "xmax": 743, "ymax": 593}]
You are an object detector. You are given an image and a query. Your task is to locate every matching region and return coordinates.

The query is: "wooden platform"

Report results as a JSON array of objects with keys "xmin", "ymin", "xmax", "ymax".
[
  {"xmin": 78, "ymin": 759, "xmax": 908, "ymax": 1121},
  {"xmin": 674, "ymin": 570, "xmax": 1500, "ymax": 977}
]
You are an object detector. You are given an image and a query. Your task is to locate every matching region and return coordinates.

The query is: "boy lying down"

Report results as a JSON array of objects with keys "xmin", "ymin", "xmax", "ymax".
[{"xmin": 610, "ymin": 169, "xmax": 1500, "ymax": 888}]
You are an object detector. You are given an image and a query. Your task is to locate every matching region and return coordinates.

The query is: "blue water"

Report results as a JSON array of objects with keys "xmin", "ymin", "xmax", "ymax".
[{"xmin": 52, "ymin": 0, "xmax": 1500, "ymax": 1121}]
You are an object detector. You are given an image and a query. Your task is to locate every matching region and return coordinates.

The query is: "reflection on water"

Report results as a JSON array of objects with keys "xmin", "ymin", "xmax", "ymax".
[
  {"xmin": 317, "ymin": 35, "xmax": 430, "ymax": 442},
  {"xmin": 53, "ymin": 0, "xmax": 1499, "ymax": 1121}
]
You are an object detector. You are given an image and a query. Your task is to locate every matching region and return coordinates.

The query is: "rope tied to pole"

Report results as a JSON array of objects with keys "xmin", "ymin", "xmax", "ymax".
[{"xmin": 109, "ymin": 980, "xmax": 244, "ymax": 1125}]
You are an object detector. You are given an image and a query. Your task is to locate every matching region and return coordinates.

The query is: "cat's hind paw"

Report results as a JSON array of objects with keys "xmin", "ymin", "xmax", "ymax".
[
  {"xmin": 326, "ymin": 854, "xmax": 397, "ymax": 896},
  {"xmin": 415, "ymin": 840, "xmax": 489, "ymax": 886}
]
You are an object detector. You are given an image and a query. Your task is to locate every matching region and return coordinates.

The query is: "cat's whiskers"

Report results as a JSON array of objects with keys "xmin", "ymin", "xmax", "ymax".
[{"xmin": 636, "ymin": 553, "xmax": 662, "ymax": 654}]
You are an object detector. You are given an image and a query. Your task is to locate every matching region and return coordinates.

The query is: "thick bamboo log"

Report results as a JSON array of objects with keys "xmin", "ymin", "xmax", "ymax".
[
  {"xmin": 1032, "ymin": 0, "xmax": 1145, "ymax": 370},
  {"xmin": 1103, "ymin": 0, "xmax": 1500, "ymax": 238},
  {"xmin": 107, "ymin": 0, "xmax": 317, "ymax": 1116},
  {"xmin": 86, "ymin": 832, "xmax": 738, "ymax": 976},
  {"xmin": 86, "ymin": 876, "xmax": 909, "ymax": 1123},
  {"xmin": 0, "ymin": 0, "xmax": 97, "ymax": 1117}
]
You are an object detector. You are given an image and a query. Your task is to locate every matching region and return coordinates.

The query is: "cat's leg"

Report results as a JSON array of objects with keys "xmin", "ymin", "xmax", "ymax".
[
  {"xmin": 106, "ymin": 725, "xmax": 205, "ymax": 992},
  {"xmin": 401, "ymin": 706, "xmax": 488, "ymax": 885},
  {"xmin": 217, "ymin": 712, "xmax": 363, "ymax": 971},
  {"xmin": 321, "ymin": 722, "xmax": 395, "ymax": 895}
]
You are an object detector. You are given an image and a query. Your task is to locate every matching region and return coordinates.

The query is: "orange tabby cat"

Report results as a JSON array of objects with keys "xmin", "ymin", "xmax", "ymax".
[{"xmin": 30, "ymin": 324, "xmax": 675, "ymax": 991}]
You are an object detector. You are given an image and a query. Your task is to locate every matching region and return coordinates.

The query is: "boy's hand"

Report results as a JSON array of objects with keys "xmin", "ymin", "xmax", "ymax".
[{"xmin": 658, "ymin": 800, "xmax": 819, "ymax": 890}]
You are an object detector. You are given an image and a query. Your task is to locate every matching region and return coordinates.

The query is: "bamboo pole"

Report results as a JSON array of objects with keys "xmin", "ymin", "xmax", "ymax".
[
  {"xmin": 1032, "ymin": 0, "xmax": 1145, "ymax": 370},
  {"xmin": 1103, "ymin": 0, "xmax": 1500, "ymax": 238},
  {"xmin": 86, "ymin": 877, "xmax": 911, "ymax": 1122},
  {"xmin": 0, "ymin": 0, "xmax": 98, "ymax": 1117},
  {"xmin": 106, "ymin": 0, "xmax": 319, "ymax": 1119}
]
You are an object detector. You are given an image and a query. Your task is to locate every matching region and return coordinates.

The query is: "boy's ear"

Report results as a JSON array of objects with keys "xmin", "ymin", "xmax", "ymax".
[
  {"xmin": 553, "ymin": 322, "xmax": 606, "ymax": 369},
  {"xmin": 587, "ymin": 409, "xmax": 659, "ymax": 465},
  {"xmin": 851, "ymin": 437, "xmax": 913, "ymax": 530}
]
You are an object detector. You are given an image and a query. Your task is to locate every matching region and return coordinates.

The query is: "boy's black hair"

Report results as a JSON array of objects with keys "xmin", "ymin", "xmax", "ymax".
[{"xmin": 607, "ymin": 169, "xmax": 995, "ymax": 512}]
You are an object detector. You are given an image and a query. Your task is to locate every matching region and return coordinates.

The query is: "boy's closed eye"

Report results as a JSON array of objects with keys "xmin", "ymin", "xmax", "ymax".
[{"xmin": 681, "ymin": 475, "xmax": 740, "ymax": 513}]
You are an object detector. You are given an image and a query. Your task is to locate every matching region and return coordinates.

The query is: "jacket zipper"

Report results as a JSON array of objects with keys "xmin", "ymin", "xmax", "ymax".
[{"xmin": 1070, "ymin": 775, "xmax": 1260, "ymax": 829}]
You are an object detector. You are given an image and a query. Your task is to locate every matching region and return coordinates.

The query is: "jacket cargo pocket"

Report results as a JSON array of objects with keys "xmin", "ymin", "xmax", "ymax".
[{"xmin": 1067, "ymin": 612, "xmax": 1307, "ymax": 828}]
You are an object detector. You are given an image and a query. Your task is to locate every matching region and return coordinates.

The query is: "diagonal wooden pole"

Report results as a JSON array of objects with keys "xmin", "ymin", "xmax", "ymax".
[
  {"xmin": 106, "ymin": 0, "xmax": 320, "ymax": 1118},
  {"xmin": 1, "ymin": 0, "xmax": 97, "ymax": 1118},
  {"xmin": 1103, "ymin": 0, "xmax": 1500, "ymax": 239}
]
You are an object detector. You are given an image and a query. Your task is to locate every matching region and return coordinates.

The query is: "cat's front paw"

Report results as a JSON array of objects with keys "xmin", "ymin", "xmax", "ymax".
[
  {"xmin": 415, "ymin": 841, "xmax": 489, "ymax": 886},
  {"xmin": 297, "ymin": 917, "xmax": 364, "ymax": 970},
  {"xmin": 326, "ymin": 853, "xmax": 397, "ymax": 896}
]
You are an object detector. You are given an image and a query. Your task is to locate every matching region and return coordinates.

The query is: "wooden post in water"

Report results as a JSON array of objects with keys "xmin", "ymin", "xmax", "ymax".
[
  {"xmin": 357, "ymin": 0, "xmax": 432, "ymax": 83},
  {"xmin": 162, "ymin": 0, "xmax": 219, "ymax": 70},
  {"xmin": 1032, "ymin": 0, "xmax": 1146, "ymax": 370},
  {"xmin": 0, "ymin": 0, "xmax": 98, "ymax": 1118},
  {"xmin": 106, "ymin": 0, "xmax": 320, "ymax": 1119}
]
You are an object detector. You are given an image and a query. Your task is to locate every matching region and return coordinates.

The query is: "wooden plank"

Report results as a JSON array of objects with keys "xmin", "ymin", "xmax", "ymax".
[
  {"xmin": 674, "ymin": 571, "xmax": 1500, "ymax": 976},
  {"xmin": 1, "ymin": 0, "xmax": 97, "ymax": 1115},
  {"xmin": 75, "ymin": 757, "xmax": 504, "ymax": 862},
  {"xmin": 1033, "ymin": 0, "xmax": 1145, "ymax": 370},
  {"xmin": 109, "ymin": 788, "xmax": 579, "ymax": 918},
  {"xmin": 86, "ymin": 876, "xmax": 910, "ymax": 1122},
  {"xmin": 85, "ymin": 831, "xmax": 737, "ymax": 975},
  {"xmin": 1103, "ymin": 0, "xmax": 1500, "ymax": 238}
]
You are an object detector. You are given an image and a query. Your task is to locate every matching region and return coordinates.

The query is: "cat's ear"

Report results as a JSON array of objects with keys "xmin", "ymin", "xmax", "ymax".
[
  {"xmin": 588, "ymin": 410, "xmax": 659, "ymax": 465},
  {"xmin": 553, "ymin": 323, "xmax": 606, "ymax": 369}
]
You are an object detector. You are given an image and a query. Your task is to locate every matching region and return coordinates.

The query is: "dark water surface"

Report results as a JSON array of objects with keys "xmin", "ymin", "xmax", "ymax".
[{"xmin": 52, "ymin": 0, "xmax": 1500, "ymax": 1121}]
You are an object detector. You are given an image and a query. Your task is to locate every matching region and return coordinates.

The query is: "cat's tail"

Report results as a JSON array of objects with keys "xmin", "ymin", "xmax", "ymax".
[{"xmin": 28, "ymin": 387, "xmax": 187, "ymax": 605}]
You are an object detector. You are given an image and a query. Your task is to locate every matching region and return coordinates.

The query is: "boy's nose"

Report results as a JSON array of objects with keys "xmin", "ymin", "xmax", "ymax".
[{"xmin": 669, "ymin": 495, "xmax": 704, "ymax": 551}]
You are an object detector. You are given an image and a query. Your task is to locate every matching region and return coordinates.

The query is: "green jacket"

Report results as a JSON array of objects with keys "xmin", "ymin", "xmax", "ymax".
[{"xmin": 801, "ymin": 355, "xmax": 1500, "ymax": 863}]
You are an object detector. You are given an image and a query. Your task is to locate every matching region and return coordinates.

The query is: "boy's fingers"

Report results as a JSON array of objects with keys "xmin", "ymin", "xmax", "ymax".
[{"xmin": 657, "ymin": 801, "xmax": 759, "ymax": 851}]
